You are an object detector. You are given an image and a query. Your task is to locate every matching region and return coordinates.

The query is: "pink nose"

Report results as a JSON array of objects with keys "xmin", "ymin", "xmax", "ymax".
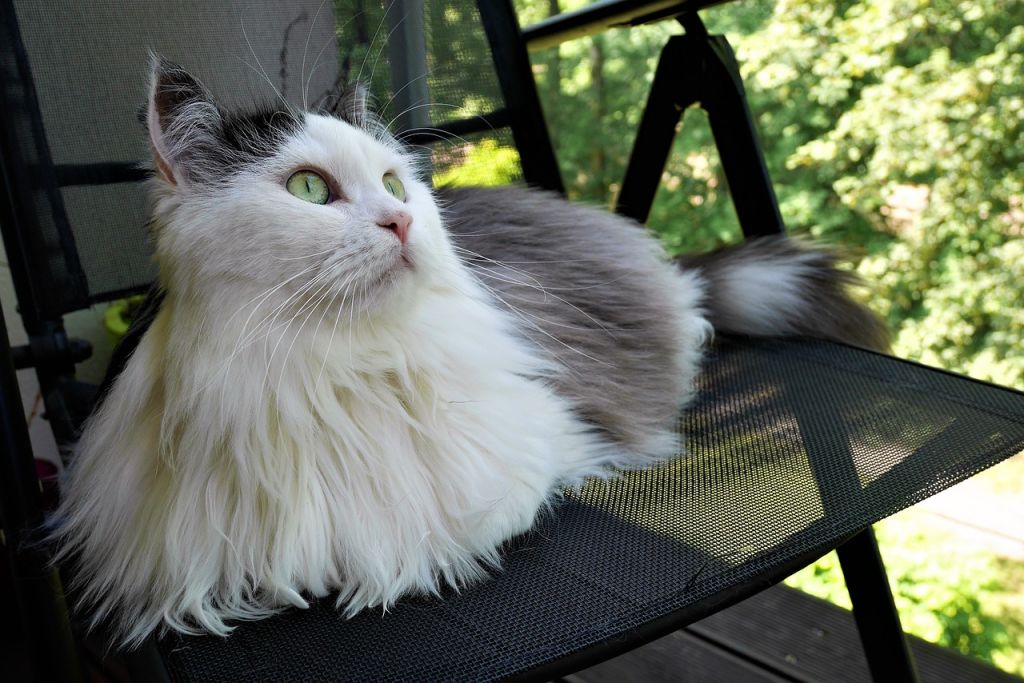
[{"xmin": 378, "ymin": 210, "xmax": 411, "ymax": 245}]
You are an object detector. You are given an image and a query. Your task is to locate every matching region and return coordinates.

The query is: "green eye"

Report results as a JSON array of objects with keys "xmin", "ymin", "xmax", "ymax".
[
  {"xmin": 383, "ymin": 172, "xmax": 406, "ymax": 202},
  {"xmin": 286, "ymin": 170, "xmax": 330, "ymax": 204}
]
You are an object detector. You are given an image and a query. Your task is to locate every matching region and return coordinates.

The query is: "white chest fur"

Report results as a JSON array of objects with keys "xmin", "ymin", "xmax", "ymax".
[{"xmin": 56, "ymin": 272, "xmax": 611, "ymax": 643}]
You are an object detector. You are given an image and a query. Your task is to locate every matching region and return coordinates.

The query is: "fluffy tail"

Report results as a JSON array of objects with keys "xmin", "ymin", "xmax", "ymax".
[{"xmin": 679, "ymin": 236, "xmax": 890, "ymax": 352}]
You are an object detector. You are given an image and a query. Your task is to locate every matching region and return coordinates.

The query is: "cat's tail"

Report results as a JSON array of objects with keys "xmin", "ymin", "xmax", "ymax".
[{"xmin": 678, "ymin": 236, "xmax": 889, "ymax": 352}]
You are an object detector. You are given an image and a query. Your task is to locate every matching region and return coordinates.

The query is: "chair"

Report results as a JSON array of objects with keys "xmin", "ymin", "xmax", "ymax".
[{"xmin": 1, "ymin": 0, "xmax": 1022, "ymax": 680}]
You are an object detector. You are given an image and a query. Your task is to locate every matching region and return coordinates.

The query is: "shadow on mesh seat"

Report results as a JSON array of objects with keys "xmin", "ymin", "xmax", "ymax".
[{"xmin": 1, "ymin": 1, "xmax": 1022, "ymax": 681}]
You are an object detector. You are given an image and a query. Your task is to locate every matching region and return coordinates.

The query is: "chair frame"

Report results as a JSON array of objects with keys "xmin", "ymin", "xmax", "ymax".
[{"xmin": 0, "ymin": 1, "xmax": 953, "ymax": 680}]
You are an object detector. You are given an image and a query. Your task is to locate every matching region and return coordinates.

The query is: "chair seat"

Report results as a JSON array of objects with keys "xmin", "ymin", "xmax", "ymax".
[{"xmin": 151, "ymin": 337, "xmax": 1024, "ymax": 682}]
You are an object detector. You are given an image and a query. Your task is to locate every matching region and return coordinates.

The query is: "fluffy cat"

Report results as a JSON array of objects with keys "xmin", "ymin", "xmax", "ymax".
[{"xmin": 51, "ymin": 58, "xmax": 886, "ymax": 647}]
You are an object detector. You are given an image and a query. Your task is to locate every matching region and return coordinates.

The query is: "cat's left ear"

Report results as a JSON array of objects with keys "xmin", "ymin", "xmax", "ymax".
[
  {"xmin": 146, "ymin": 55, "xmax": 225, "ymax": 186},
  {"xmin": 325, "ymin": 82, "xmax": 369, "ymax": 129}
]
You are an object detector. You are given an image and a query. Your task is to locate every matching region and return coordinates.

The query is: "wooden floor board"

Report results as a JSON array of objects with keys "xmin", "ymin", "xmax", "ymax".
[
  {"xmin": 564, "ymin": 628, "xmax": 792, "ymax": 683},
  {"xmin": 567, "ymin": 585, "xmax": 1020, "ymax": 683}
]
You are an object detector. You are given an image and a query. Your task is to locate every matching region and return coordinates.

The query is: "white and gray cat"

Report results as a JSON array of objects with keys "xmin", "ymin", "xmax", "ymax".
[{"xmin": 51, "ymin": 58, "xmax": 887, "ymax": 646}]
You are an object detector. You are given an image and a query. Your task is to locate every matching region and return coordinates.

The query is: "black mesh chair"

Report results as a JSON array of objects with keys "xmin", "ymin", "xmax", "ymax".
[{"xmin": 2, "ymin": 1, "xmax": 1023, "ymax": 681}]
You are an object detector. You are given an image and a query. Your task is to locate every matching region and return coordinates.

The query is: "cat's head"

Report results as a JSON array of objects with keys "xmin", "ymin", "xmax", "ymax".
[{"xmin": 145, "ymin": 57, "xmax": 451, "ymax": 320}]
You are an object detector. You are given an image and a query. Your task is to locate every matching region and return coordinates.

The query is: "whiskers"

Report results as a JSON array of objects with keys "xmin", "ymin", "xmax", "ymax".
[
  {"xmin": 427, "ymin": 251, "xmax": 617, "ymax": 373},
  {"xmin": 454, "ymin": 245, "xmax": 617, "ymax": 334},
  {"xmin": 182, "ymin": 257, "xmax": 370, "ymax": 403}
]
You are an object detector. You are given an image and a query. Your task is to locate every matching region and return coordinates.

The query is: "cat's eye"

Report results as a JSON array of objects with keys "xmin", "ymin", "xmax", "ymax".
[
  {"xmin": 286, "ymin": 170, "xmax": 330, "ymax": 205},
  {"xmin": 383, "ymin": 172, "xmax": 406, "ymax": 202}
]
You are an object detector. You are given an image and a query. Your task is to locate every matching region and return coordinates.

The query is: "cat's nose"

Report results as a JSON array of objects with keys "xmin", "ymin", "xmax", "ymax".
[{"xmin": 378, "ymin": 210, "xmax": 411, "ymax": 245}]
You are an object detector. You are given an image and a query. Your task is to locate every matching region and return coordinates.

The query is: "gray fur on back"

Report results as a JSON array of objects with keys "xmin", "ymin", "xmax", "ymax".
[
  {"xmin": 441, "ymin": 186, "xmax": 692, "ymax": 457},
  {"xmin": 441, "ymin": 186, "xmax": 890, "ymax": 457}
]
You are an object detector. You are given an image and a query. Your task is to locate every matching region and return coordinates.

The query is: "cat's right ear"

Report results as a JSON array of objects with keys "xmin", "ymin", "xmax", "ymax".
[{"xmin": 146, "ymin": 56, "xmax": 223, "ymax": 186}]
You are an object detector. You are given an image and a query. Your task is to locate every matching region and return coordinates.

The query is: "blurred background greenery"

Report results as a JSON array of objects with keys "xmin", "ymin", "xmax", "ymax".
[{"xmin": 510, "ymin": 0, "xmax": 1023, "ymax": 675}]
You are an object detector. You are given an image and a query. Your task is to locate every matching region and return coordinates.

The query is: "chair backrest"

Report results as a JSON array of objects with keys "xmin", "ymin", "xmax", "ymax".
[{"xmin": 0, "ymin": 0, "xmax": 558, "ymax": 328}]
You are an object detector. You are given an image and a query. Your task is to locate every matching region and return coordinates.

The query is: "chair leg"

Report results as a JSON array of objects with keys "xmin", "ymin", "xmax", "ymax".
[
  {"xmin": 614, "ymin": 34, "xmax": 695, "ymax": 223},
  {"xmin": 836, "ymin": 527, "xmax": 919, "ymax": 682},
  {"xmin": 0, "ymin": 304, "xmax": 82, "ymax": 681},
  {"xmin": 478, "ymin": 0, "xmax": 565, "ymax": 194},
  {"xmin": 615, "ymin": 13, "xmax": 785, "ymax": 238}
]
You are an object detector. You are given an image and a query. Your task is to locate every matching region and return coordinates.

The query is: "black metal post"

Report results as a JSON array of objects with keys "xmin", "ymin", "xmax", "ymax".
[
  {"xmin": 614, "ymin": 12, "xmax": 785, "ymax": 237},
  {"xmin": 615, "ymin": 35, "xmax": 697, "ymax": 223},
  {"xmin": 694, "ymin": 23, "xmax": 785, "ymax": 237},
  {"xmin": 837, "ymin": 527, "xmax": 919, "ymax": 682},
  {"xmin": 477, "ymin": 0, "xmax": 565, "ymax": 194},
  {"xmin": 0, "ymin": 303, "xmax": 81, "ymax": 682},
  {"xmin": 0, "ymin": 0, "xmax": 89, "ymax": 319}
]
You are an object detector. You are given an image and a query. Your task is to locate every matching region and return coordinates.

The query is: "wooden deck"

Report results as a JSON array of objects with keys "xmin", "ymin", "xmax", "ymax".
[{"xmin": 566, "ymin": 584, "xmax": 1019, "ymax": 683}]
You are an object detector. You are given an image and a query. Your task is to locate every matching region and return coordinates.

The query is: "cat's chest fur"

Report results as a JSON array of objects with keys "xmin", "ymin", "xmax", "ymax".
[{"xmin": 86, "ymin": 275, "xmax": 603, "ymax": 623}]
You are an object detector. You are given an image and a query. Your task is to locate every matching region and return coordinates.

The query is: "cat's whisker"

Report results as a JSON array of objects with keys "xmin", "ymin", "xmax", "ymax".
[
  {"xmin": 445, "ymin": 231, "xmax": 493, "ymax": 238},
  {"xmin": 396, "ymin": 123, "xmax": 474, "ymax": 149},
  {"xmin": 227, "ymin": 261, "xmax": 323, "ymax": 354},
  {"xmin": 457, "ymin": 246, "xmax": 629, "ymax": 291},
  {"xmin": 433, "ymin": 264, "xmax": 610, "ymax": 370},
  {"xmin": 269, "ymin": 246, "xmax": 339, "ymax": 261},
  {"xmin": 304, "ymin": 31, "xmax": 340, "ymax": 111},
  {"xmin": 274, "ymin": 266, "xmax": 340, "ymax": 398},
  {"xmin": 194, "ymin": 270, "xmax": 336, "ymax": 401},
  {"xmin": 310, "ymin": 290, "xmax": 343, "ymax": 395},
  {"xmin": 393, "ymin": 129, "xmax": 466, "ymax": 153},
  {"xmin": 346, "ymin": 268, "xmax": 366, "ymax": 366},
  {"xmin": 367, "ymin": 5, "xmax": 410, "ymax": 90},
  {"xmin": 240, "ymin": 265, "xmax": 338, "ymax": 349},
  {"xmin": 231, "ymin": 286, "xmax": 332, "ymax": 379},
  {"xmin": 300, "ymin": 0, "xmax": 330, "ymax": 112},
  {"xmin": 453, "ymin": 247, "xmax": 547, "ymax": 288},
  {"xmin": 472, "ymin": 258, "xmax": 592, "ymax": 265},
  {"xmin": 380, "ymin": 71, "xmax": 434, "ymax": 117},
  {"xmin": 476, "ymin": 287, "xmax": 614, "ymax": 335},
  {"xmin": 260, "ymin": 281, "xmax": 328, "ymax": 402},
  {"xmin": 254, "ymin": 269, "xmax": 340, "ymax": 358},
  {"xmin": 238, "ymin": 20, "xmax": 294, "ymax": 116},
  {"xmin": 452, "ymin": 248, "xmax": 614, "ymax": 334},
  {"xmin": 355, "ymin": 0, "xmax": 396, "ymax": 87},
  {"xmin": 471, "ymin": 268, "xmax": 619, "ymax": 338},
  {"xmin": 385, "ymin": 103, "xmax": 470, "ymax": 135},
  {"xmin": 305, "ymin": 4, "xmax": 370, "ymax": 112},
  {"xmin": 313, "ymin": 268, "xmax": 364, "ymax": 394},
  {"xmin": 471, "ymin": 264, "xmax": 630, "ymax": 293},
  {"xmin": 439, "ymin": 273, "xmax": 596, "ymax": 379},
  {"xmin": 236, "ymin": 280, "xmax": 321, "ymax": 355}
]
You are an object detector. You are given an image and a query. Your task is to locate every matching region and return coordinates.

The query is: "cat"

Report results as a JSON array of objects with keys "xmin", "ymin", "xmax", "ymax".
[{"xmin": 50, "ymin": 57, "xmax": 887, "ymax": 647}]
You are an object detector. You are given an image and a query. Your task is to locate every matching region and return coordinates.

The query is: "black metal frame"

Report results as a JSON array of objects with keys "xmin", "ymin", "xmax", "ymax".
[
  {"xmin": 0, "ymin": 309, "xmax": 82, "ymax": 681},
  {"xmin": 0, "ymin": 1, "xmax": 923, "ymax": 681},
  {"xmin": 615, "ymin": 14, "xmax": 785, "ymax": 236},
  {"xmin": 478, "ymin": 1, "xmax": 565, "ymax": 193},
  {"xmin": 838, "ymin": 527, "xmax": 920, "ymax": 681},
  {"xmin": 0, "ymin": 0, "xmax": 97, "ymax": 450}
]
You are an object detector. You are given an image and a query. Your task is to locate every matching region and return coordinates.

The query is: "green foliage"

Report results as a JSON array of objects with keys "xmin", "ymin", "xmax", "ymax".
[
  {"xmin": 785, "ymin": 516, "xmax": 1024, "ymax": 675},
  {"xmin": 434, "ymin": 139, "xmax": 521, "ymax": 187}
]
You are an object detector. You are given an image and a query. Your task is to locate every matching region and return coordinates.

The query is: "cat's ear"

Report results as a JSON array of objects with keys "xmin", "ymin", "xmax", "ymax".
[
  {"xmin": 146, "ymin": 56, "xmax": 224, "ymax": 186},
  {"xmin": 327, "ymin": 82, "xmax": 369, "ymax": 129}
]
